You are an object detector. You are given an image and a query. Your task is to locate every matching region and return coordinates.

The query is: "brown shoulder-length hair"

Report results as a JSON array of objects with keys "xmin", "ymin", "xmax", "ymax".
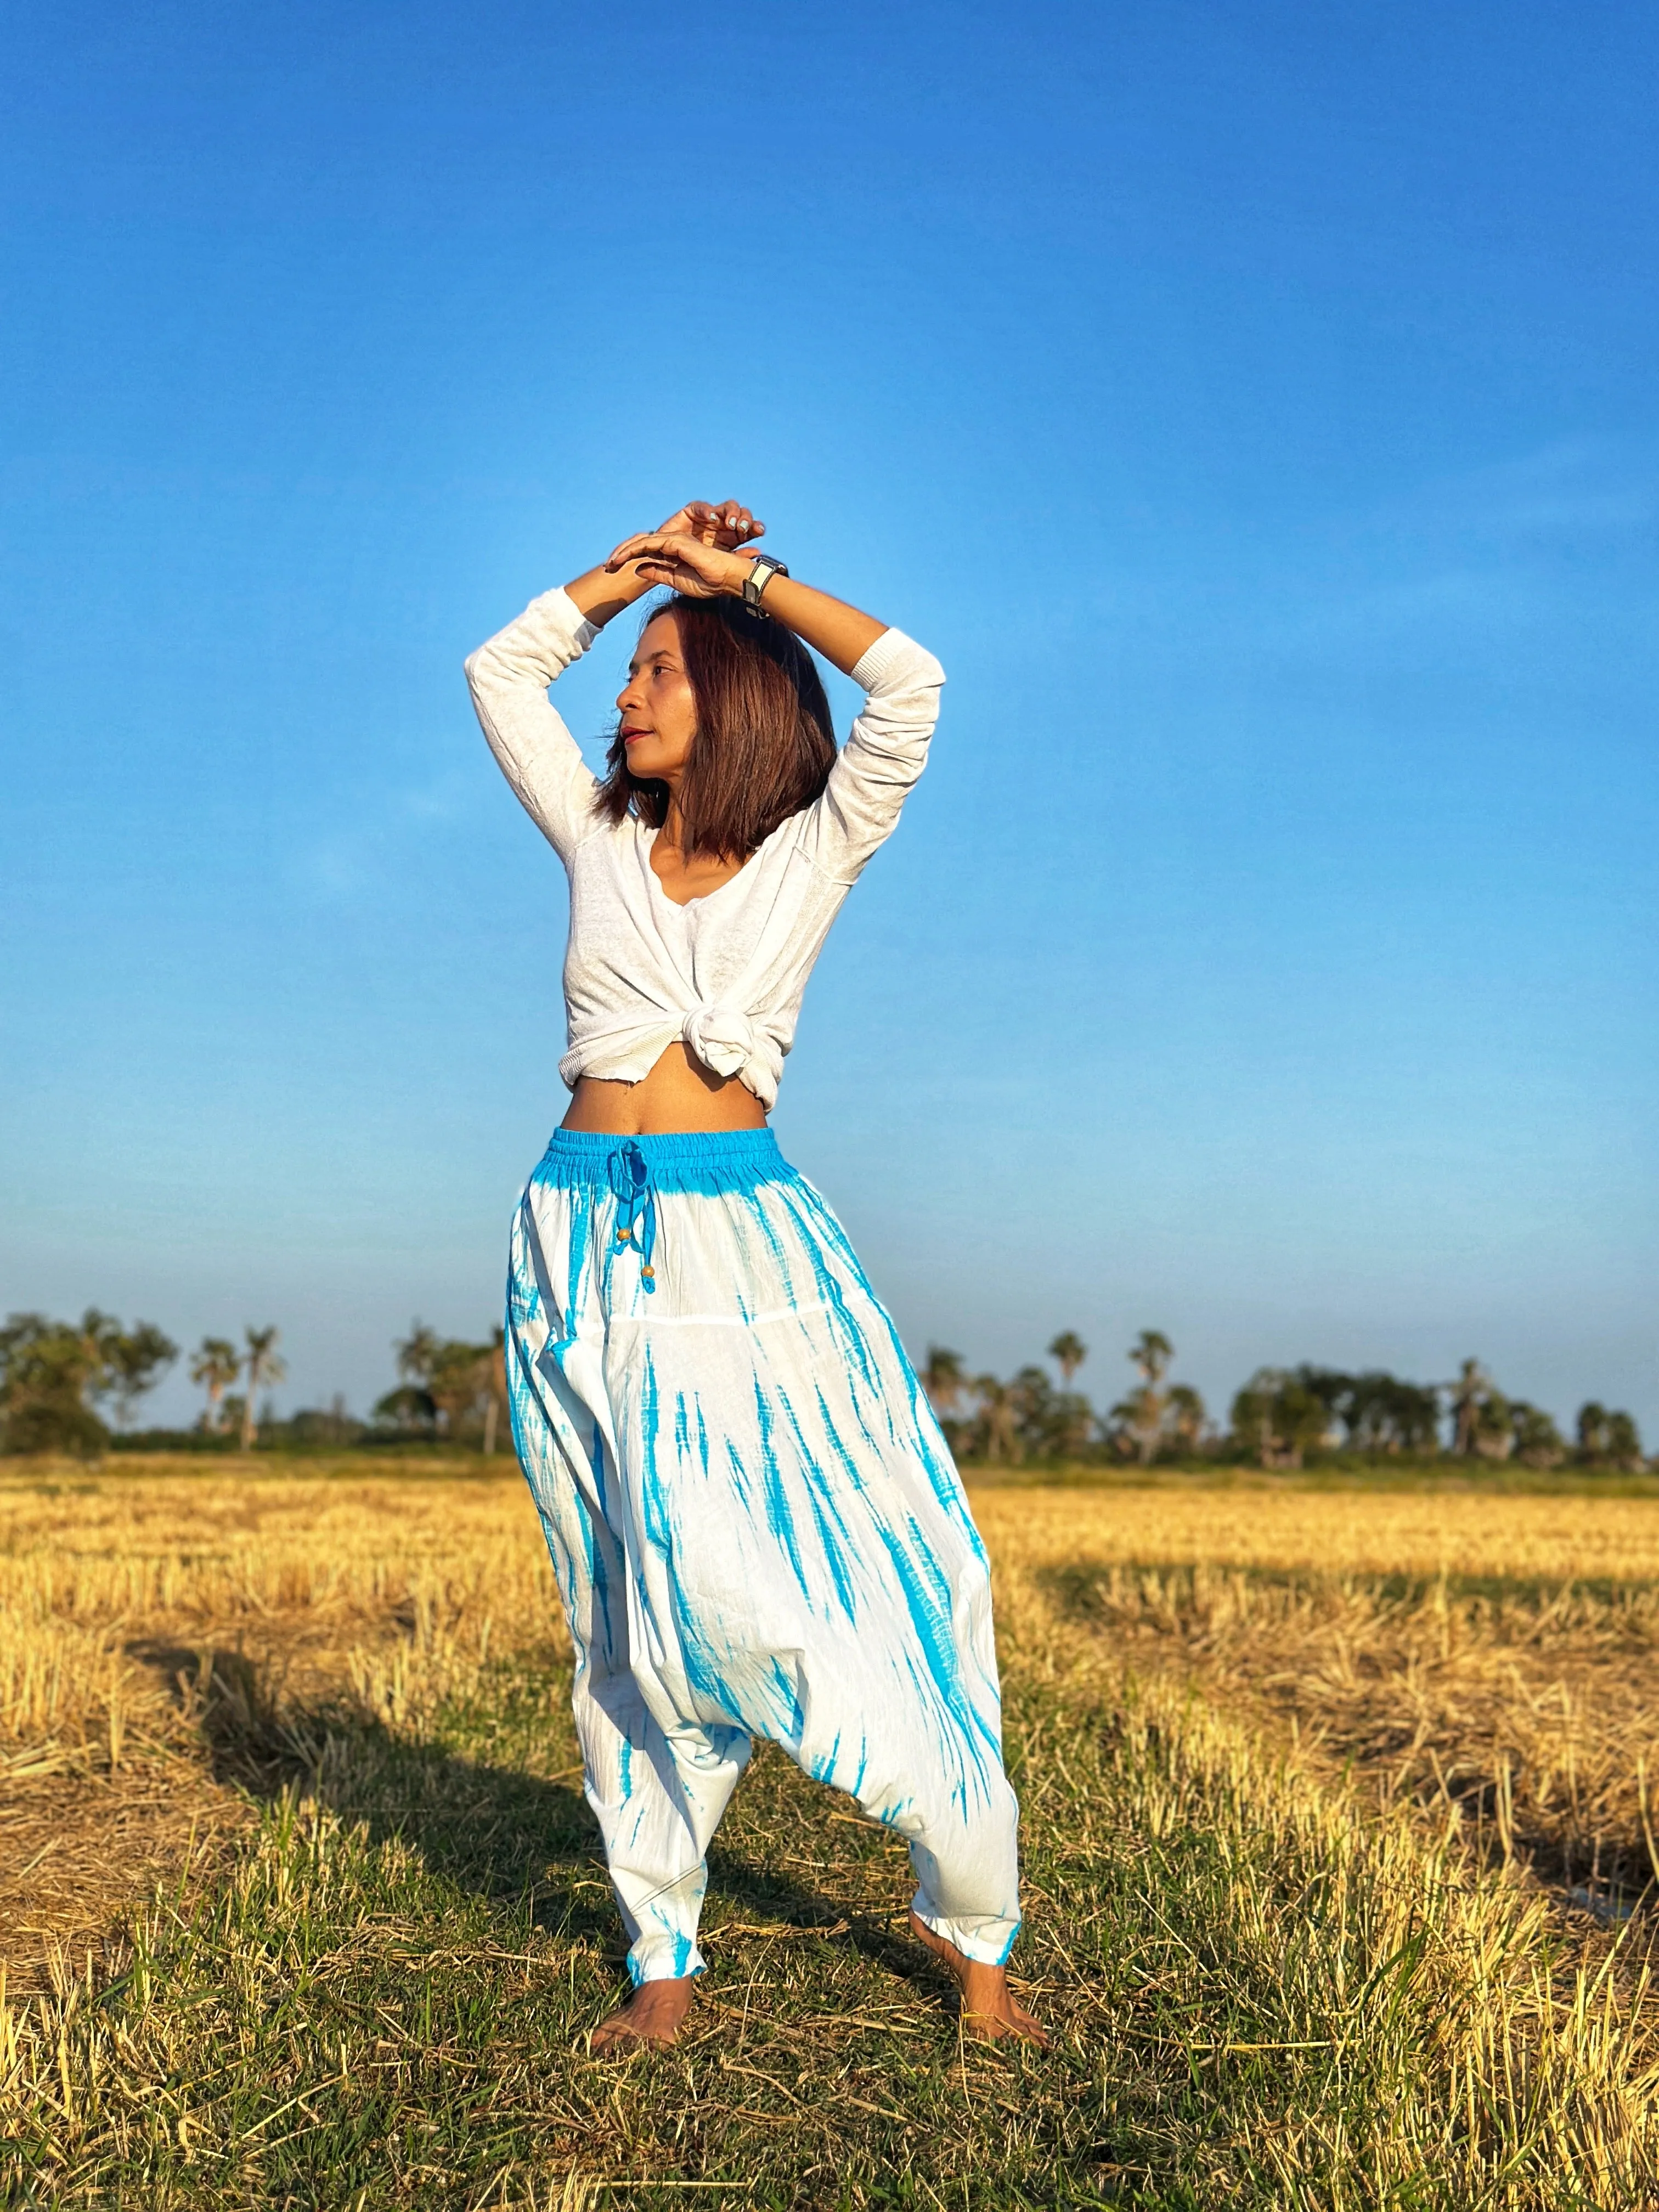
[{"xmin": 593, "ymin": 595, "xmax": 837, "ymax": 861}]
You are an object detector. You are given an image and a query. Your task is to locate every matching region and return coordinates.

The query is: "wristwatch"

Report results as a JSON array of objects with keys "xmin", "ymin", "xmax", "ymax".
[{"xmin": 742, "ymin": 554, "xmax": 789, "ymax": 613}]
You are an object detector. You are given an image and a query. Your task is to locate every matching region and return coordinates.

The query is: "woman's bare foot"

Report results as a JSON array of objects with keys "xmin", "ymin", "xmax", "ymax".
[
  {"xmin": 588, "ymin": 1975, "xmax": 695, "ymax": 2052},
  {"xmin": 907, "ymin": 1910, "xmax": 1048, "ymax": 2045}
]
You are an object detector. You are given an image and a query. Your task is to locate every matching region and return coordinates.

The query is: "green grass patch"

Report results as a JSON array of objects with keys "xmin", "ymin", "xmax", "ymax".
[{"xmin": 4, "ymin": 1629, "xmax": 1656, "ymax": 2208}]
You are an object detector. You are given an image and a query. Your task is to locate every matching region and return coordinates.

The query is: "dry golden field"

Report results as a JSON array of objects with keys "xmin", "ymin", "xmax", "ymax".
[
  {"xmin": 4, "ymin": 1457, "xmax": 1659, "ymax": 2207},
  {"xmin": 1, "ymin": 1458, "xmax": 556, "ymax": 1974}
]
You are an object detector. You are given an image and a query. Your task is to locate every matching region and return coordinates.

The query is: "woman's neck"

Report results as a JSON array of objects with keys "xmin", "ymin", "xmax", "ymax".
[{"xmin": 648, "ymin": 802, "xmax": 751, "ymax": 907}]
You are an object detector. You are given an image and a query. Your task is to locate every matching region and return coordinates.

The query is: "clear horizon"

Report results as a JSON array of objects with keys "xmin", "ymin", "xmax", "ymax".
[{"xmin": 2, "ymin": 2, "xmax": 1654, "ymax": 1440}]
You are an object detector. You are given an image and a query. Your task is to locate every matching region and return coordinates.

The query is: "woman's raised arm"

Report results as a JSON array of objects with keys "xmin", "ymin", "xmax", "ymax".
[
  {"xmin": 602, "ymin": 531, "xmax": 887, "ymax": 675},
  {"xmin": 601, "ymin": 529, "xmax": 945, "ymax": 882},
  {"xmin": 573, "ymin": 501, "xmax": 766, "ymax": 628},
  {"xmin": 467, "ymin": 503, "xmax": 766, "ymax": 861}
]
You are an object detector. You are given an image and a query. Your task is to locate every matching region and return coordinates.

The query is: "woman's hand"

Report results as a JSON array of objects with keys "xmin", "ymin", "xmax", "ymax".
[
  {"xmin": 565, "ymin": 506, "xmax": 754, "ymax": 627},
  {"xmin": 605, "ymin": 531, "xmax": 751, "ymax": 600},
  {"xmin": 653, "ymin": 500, "xmax": 765, "ymax": 551},
  {"xmin": 594, "ymin": 499, "xmax": 760, "ymax": 602},
  {"xmin": 602, "ymin": 528, "xmax": 887, "ymax": 673},
  {"xmin": 562, "ymin": 506, "xmax": 758, "ymax": 627}
]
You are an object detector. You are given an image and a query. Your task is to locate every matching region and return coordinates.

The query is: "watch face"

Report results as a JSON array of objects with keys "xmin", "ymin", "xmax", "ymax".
[{"xmin": 746, "ymin": 556, "xmax": 784, "ymax": 606}]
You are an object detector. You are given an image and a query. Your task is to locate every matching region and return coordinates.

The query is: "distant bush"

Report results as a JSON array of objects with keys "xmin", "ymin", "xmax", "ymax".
[
  {"xmin": 1, "ymin": 1310, "xmax": 175, "ymax": 1458},
  {"xmin": 5, "ymin": 1396, "xmax": 111, "ymax": 1458},
  {"xmin": 262, "ymin": 1402, "xmax": 366, "ymax": 1450}
]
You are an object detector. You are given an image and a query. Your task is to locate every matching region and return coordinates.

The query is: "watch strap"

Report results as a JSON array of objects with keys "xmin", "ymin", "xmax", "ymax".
[{"xmin": 743, "ymin": 554, "xmax": 789, "ymax": 612}]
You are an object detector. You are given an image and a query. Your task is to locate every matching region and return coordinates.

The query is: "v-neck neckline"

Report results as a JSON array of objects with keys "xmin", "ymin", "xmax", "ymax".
[{"xmin": 644, "ymin": 827, "xmax": 758, "ymax": 912}]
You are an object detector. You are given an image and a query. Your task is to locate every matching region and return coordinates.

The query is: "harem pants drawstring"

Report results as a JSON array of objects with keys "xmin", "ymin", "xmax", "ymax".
[{"xmin": 607, "ymin": 1138, "xmax": 658, "ymax": 1291}]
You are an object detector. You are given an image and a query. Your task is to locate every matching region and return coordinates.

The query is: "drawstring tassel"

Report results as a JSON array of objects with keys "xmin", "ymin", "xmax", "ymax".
[{"xmin": 608, "ymin": 1141, "xmax": 659, "ymax": 1294}]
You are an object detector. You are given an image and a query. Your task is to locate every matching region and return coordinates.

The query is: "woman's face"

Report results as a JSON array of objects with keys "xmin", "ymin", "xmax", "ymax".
[{"xmin": 616, "ymin": 613, "xmax": 697, "ymax": 788}]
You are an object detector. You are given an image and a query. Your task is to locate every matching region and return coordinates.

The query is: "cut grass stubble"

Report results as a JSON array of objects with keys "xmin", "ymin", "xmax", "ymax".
[{"xmin": 2, "ymin": 1466, "xmax": 1658, "ymax": 2207}]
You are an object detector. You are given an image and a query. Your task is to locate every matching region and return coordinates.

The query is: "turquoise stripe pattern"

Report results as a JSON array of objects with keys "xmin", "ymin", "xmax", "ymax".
[{"xmin": 506, "ymin": 1125, "xmax": 1022, "ymax": 1987}]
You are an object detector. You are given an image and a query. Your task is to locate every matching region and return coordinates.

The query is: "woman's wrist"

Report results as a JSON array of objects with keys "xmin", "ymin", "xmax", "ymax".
[
  {"xmin": 721, "ymin": 552, "xmax": 762, "ymax": 600},
  {"xmin": 566, "ymin": 558, "xmax": 655, "ymax": 627}
]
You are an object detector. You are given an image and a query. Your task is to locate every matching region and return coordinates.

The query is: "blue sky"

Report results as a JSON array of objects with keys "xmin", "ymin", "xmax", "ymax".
[{"xmin": 2, "ymin": 1, "xmax": 1654, "ymax": 1438}]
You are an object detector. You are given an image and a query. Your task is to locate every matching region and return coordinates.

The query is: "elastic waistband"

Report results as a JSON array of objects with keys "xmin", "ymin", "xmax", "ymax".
[{"xmin": 533, "ymin": 1124, "xmax": 789, "ymax": 1194}]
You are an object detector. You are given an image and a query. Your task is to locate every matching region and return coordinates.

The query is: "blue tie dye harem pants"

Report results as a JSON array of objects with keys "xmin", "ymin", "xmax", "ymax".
[{"xmin": 505, "ymin": 1125, "xmax": 1022, "ymax": 1988}]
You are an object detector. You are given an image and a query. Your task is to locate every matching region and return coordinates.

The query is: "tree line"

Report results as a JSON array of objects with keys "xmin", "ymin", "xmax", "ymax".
[
  {"xmin": 0, "ymin": 1307, "xmax": 1645, "ymax": 1472},
  {"xmin": 0, "ymin": 1312, "xmax": 288, "ymax": 1455},
  {"xmin": 922, "ymin": 1331, "xmax": 1647, "ymax": 1471},
  {"xmin": 0, "ymin": 1311, "xmax": 508, "ymax": 1457}
]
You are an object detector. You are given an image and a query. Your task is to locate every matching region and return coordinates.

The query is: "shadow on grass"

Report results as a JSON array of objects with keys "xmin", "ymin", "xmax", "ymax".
[{"xmin": 122, "ymin": 1639, "xmax": 939, "ymax": 1999}]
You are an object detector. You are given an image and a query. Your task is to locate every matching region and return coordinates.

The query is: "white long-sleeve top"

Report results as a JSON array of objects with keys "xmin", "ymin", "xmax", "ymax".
[{"xmin": 465, "ymin": 586, "xmax": 946, "ymax": 1108}]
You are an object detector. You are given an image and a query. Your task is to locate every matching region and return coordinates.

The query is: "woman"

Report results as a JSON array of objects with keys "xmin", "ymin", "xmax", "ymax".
[{"xmin": 466, "ymin": 502, "xmax": 1041, "ymax": 2051}]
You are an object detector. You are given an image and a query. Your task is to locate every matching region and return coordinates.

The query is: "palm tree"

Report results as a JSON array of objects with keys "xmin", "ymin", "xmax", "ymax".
[
  {"xmin": 239, "ymin": 1326, "xmax": 286, "ymax": 1452},
  {"xmin": 1129, "ymin": 1330, "xmax": 1172, "ymax": 1387},
  {"xmin": 921, "ymin": 1346, "xmax": 968, "ymax": 1419},
  {"xmin": 1047, "ymin": 1331, "xmax": 1086, "ymax": 1386},
  {"xmin": 1448, "ymin": 1358, "xmax": 1488, "ymax": 1457},
  {"xmin": 974, "ymin": 1374, "xmax": 1023, "ymax": 1465},
  {"xmin": 1121, "ymin": 1330, "xmax": 1175, "ymax": 1465},
  {"xmin": 190, "ymin": 1338, "xmax": 241, "ymax": 1432}
]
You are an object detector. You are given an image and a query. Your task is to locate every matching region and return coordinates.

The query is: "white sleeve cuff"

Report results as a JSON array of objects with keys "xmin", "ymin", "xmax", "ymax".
[{"xmin": 538, "ymin": 585, "xmax": 602, "ymax": 657}]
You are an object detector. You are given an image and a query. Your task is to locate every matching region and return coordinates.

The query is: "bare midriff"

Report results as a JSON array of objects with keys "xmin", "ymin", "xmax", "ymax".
[{"xmin": 560, "ymin": 1041, "xmax": 769, "ymax": 1137}]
